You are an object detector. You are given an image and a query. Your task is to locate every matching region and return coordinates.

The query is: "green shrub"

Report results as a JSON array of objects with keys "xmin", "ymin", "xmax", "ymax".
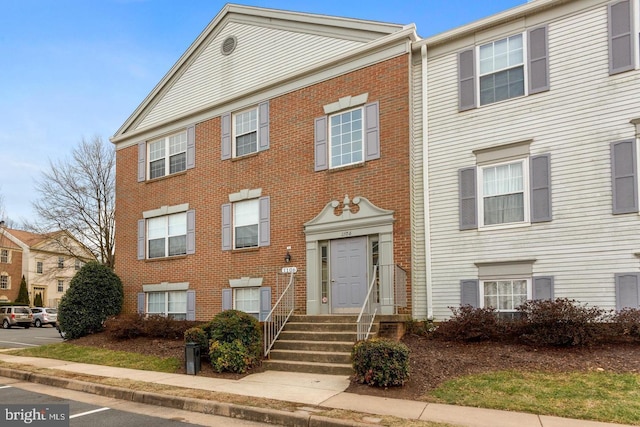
[
  {"xmin": 209, "ymin": 339, "xmax": 254, "ymax": 373},
  {"xmin": 204, "ymin": 310, "xmax": 262, "ymax": 373},
  {"xmin": 208, "ymin": 309, "xmax": 262, "ymax": 360},
  {"xmin": 516, "ymin": 298, "xmax": 607, "ymax": 347},
  {"xmin": 58, "ymin": 262, "xmax": 123, "ymax": 340},
  {"xmin": 352, "ymin": 338, "xmax": 410, "ymax": 387},
  {"xmin": 433, "ymin": 305, "xmax": 506, "ymax": 342},
  {"xmin": 184, "ymin": 326, "xmax": 209, "ymax": 351}
]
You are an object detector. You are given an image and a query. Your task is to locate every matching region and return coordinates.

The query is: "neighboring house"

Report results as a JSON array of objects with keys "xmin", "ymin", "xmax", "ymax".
[
  {"xmin": 413, "ymin": 0, "xmax": 640, "ymax": 319},
  {"xmin": 0, "ymin": 228, "xmax": 94, "ymax": 307},
  {"xmin": 0, "ymin": 225, "xmax": 23, "ymax": 302},
  {"xmin": 110, "ymin": 5, "xmax": 416, "ymax": 320}
]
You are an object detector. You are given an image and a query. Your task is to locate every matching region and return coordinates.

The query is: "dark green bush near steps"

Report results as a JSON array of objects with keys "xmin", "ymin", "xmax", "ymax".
[
  {"xmin": 352, "ymin": 338, "xmax": 410, "ymax": 387},
  {"xmin": 205, "ymin": 309, "xmax": 262, "ymax": 373},
  {"xmin": 58, "ymin": 262, "xmax": 123, "ymax": 340}
]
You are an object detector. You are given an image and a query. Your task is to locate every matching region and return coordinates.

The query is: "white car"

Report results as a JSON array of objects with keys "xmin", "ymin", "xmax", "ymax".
[{"xmin": 31, "ymin": 307, "xmax": 57, "ymax": 328}]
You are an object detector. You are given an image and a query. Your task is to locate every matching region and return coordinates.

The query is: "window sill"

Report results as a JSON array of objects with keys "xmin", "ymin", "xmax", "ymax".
[
  {"xmin": 328, "ymin": 162, "xmax": 365, "ymax": 173},
  {"xmin": 232, "ymin": 152, "xmax": 260, "ymax": 162},
  {"xmin": 145, "ymin": 170, "xmax": 187, "ymax": 184},
  {"xmin": 144, "ymin": 255, "xmax": 187, "ymax": 262},
  {"xmin": 231, "ymin": 247, "xmax": 260, "ymax": 254},
  {"xmin": 478, "ymin": 221, "xmax": 530, "ymax": 232}
]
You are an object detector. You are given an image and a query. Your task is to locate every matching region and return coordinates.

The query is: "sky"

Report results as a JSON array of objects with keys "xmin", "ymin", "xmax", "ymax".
[{"xmin": 0, "ymin": 0, "xmax": 525, "ymax": 225}]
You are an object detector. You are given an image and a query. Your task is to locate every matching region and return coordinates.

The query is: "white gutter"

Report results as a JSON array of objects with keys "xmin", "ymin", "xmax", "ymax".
[{"xmin": 421, "ymin": 44, "xmax": 433, "ymax": 320}]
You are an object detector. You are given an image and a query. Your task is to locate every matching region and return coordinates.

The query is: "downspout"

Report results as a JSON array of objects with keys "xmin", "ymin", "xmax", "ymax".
[{"xmin": 421, "ymin": 44, "xmax": 434, "ymax": 320}]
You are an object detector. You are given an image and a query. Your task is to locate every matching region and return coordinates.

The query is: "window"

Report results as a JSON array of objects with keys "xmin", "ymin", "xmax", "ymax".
[
  {"xmin": 221, "ymin": 101, "xmax": 269, "ymax": 160},
  {"xmin": 234, "ymin": 199, "xmax": 259, "ymax": 249},
  {"xmin": 481, "ymin": 279, "xmax": 529, "ymax": 312},
  {"xmin": 58, "ymin": 257, "xmax": 64, "ymax": 268},
  {"xmin": 36, "ymin": 261, "xmax": 43, "ymax": 274},
  {"xmin": 147, "ymin": 291, "xmax": 187, "ymax": 320},
  {"xmin": 0, "ymin": 250, "xmax": 8, "ymax": 263},
  {"xmin": 57, "ymin": 280, "xmax": 64, "ymax": 292},
  {"xmin": 480, "ymin": 160, "xmax": 527, "ymax": 226},
  {"xmin": 459, "ymin": 152, "xmax": 551, "ymax": 230},
  {"xmin": 222, "ymin": 195, "xmax": 270, "ymax": 251},
  {"xmin": 479, "ymin": 35, "xmax": 524, "ymax": 105},
  {"xmin": 149, "ymin": 131, "xmax": 187, "ymax": 179},
  {"xmin": 234, "ymin": 287, "xmax": 260, "ymax": 318},
  {"xmin": 0, "ymin": 274, "xmax": 8, "ymax": 290},
  {"xmin": 315, "ymin": 101, "xmax": 379, "ymax": 171},
  {"xmin": 458, "ymin": 26, "xmax": 548, "ymax": 111},
  {"xmin": 147, "ymin": 212, "xmax": 187, "ymax": 258},
  {"xmin": 330, "ymin": 108, "xmax": 363, "ymax": 168}
]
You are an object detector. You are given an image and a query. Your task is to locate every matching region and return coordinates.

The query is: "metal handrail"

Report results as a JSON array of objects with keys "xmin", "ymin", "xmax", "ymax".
[
  {"xmin": 263, "ymin": 271, "xmax": 295, "ymax": 357},
  {"xmin": 356, "ymin": 264, "xmax": 379, "ymax": 341}
]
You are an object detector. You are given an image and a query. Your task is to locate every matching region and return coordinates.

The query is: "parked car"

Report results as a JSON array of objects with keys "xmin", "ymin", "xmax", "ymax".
[
  {"xmin": 0, "ymin": 306, "xmax": 33, "ymax": 329},
  {"xmin": 31, "ymin": 307, "xmax": 57, "ymax": 328}
]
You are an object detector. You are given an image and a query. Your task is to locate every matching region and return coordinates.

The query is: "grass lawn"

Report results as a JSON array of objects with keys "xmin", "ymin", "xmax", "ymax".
[
  {"xmin": 8, "ymin": 343, "xmax": 640, "ymax": 425},
  {"xmin": 429, "ymin": 370, "xmax": 640, "ymax": 425}
]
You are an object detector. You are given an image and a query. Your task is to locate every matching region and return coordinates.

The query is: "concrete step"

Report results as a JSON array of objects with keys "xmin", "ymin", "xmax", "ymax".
[
  {"xmin": 283, "ymin": 322, "xmax": 376, "ymax": 333},
  {"xmin": 288, "ymin": 315, "xmax": 359, "ymax": 323},
  {"xmin": 269, "ymin": 349, "xmax": 351, "ymax": 364},
  {"xmin": 263, "ymin": 359, "xmax": 353, "ymax": 376},
  {"xmin": 272, "ymin": 340, "xmax": 354, "ymax": 352},
  {"xmin": 278, "ymin": 330, "xmax": 358, "ymax": 342}
]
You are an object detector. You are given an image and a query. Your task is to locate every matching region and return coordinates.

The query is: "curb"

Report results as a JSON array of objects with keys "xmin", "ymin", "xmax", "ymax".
[{"xmin": 0, "ymin": 367, "xmax": 372, "ymax": 427}]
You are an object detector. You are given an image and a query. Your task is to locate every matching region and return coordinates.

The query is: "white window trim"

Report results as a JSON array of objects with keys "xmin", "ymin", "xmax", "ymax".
[
  {"xmin": 147, "ymin": 130, "xmax": 188, "ymax": 180},
  {"xmin": 476, "ymin": 32, "xmax": 529, "ymax": 107},
  {"xmin": 0, "ymin": 273, "xmax": 10, "ymax": 290},
  {"xmin": 328, "ymin": 106, "xmax": 365, "ymax": 169},
  {"xmin": 477, "ymin": 157, "xmax": 530, "ymax": 230},
  {"xmin": 36, "ymin": 261, "xmax": 43, "ymax": 274},
  {"xmin": 57, "ymin": 279, "xmax": 64, "ymax": 293},
  {"xmin": 232, "ymin": 106, "xmax": 259, "ymax": 158},
  {"xmin": 233, "ymin": 199, "xmax": 259, "ymax": 249},
  {"xmin": 233, "ymin": 287, "xmax": 260, "ymax": 318},
  {"xmin": 146, "ymin": 290, "xmax": 188, "ymax": 319},
  {"xmin": 479, "ymin": 278, "xmax": 532, "ymax": 312},
  {"xmin": 147, "ymin": 212, "xmax": 187, "ymax": 259},
  {"xmin": 0, "ymin": 249, "xmax": 9, "ymax": 264}
]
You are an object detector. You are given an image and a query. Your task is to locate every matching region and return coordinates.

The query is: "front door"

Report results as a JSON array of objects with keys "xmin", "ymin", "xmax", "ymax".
[{"xmin": 330, "ymin": 236, "xmax": 368, "ymax": 313}]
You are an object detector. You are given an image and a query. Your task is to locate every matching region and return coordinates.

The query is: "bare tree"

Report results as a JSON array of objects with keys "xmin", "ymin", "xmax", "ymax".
[{"xmin": 30, "ymin": 137, "xmax": 115, "ymax": 268}]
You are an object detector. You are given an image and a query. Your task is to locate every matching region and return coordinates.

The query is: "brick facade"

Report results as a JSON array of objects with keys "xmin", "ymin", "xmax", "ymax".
[
  {"xmin": 115, "ymin": 54, "xmax": 411, "ymax": 320},
  {"xmin": 0, "ymin": 246, "xmax": 22, "ymax": 302}
]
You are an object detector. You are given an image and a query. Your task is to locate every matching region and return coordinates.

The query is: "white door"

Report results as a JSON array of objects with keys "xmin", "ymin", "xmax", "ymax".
[{"xmin": 330, "ymin": 236, "xmax": 368, "ymax": 313}]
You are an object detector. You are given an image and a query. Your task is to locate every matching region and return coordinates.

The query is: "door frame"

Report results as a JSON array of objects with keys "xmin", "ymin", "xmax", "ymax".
[{"xmin": 304, "ymin": 195, "xmax": 395, "ymax": 315}]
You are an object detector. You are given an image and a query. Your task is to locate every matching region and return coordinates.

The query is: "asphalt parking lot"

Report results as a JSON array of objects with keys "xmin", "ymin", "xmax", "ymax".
[{"xmin": 0, "ymin": 323, "xmax": 62, "ymax": 349}]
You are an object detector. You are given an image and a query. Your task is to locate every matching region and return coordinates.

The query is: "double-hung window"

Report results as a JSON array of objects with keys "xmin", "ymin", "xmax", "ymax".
[
  {"xmin": 0, "ymin": 250, "xmax": 8, "ymax": 263},
  {"xmin": 314, "ymin": 96, "xmax": 380, "ymax": 171},
  {"xmin": 147, "ymin": 213, "xmax": 187, "ymax": 258},
  {"xmin": 479, "ymin": 35, "xmax": 525, "ymax": 105},
  {"xmin": 58, "ymin": 257, "xmax": 64, "ymax": 268},
  {"xmin": 57, "ymin": 280, "xmax": 64, "ymax": 292},
  {"xmin": 222, "ymin": 279, "xmax": 271, "ymax": 321},
  {"xmin": 458, "ymin": 26, "xmax": 549, "ymax": 111},
  {"xmin": 137, "ymin": 126, "xmax": 195, "ymax": 182},
  {"xmin": 234, "ymin": 287, "xmax": 260, "ymax": 318},
  {"xmin": 480, "ymin": 160, "xmax": 527, "ymax": 226},
  {"xmin": 36, "ymin": 261, "xmax": 43, "ymax": 274},
  {"xmin": 0, "ymin": 274, "xmax": 8, "ymax": 290},
  {"xmin": 138, "ymin": 205, "xmax": 196, "ymax": 260},
  {"xmin": 149, "ymin": 131, "xmax": 187, "ymax": 179},
  {"xmin": 221, "ymin": 101, "xmax": 270, "ymax": 160},
  {"xmin": 481, "ymin": 279, "xmax": 529, "ymax": 313},
  {"xmin": 330, "ymin": 108, "xmax": 363, "ymax": 168},
  {"xmin": 222, "ymin": 192, "xmax": 270, "ymax": 251},
  {"xmin": 459, "ymin": 147, "xmax": 551, "ymax": 230},
  {"xmin": 147, "ymin": 291, "xmax": 188, "ymax": 320}
]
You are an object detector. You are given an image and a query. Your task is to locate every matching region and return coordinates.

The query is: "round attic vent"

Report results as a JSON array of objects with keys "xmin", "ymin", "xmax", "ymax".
[{"xmin": 221, "ymin": 36, "xmax": 237, "ymax": 55}]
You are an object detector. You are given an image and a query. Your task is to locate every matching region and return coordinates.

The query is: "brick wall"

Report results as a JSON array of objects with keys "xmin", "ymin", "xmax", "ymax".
[
  {"xmin": 115, "ymin": 54, "xmax": 412, "ymax": 319},
  {"xmin": 0, "ymin": 248, "xmax": 23, "ymax": 302}
]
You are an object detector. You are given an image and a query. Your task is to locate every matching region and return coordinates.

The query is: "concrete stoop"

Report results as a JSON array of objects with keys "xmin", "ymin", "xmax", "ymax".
[{"xmin": 264, "ymin": 315, "xmax": 376, "ymax": 376}]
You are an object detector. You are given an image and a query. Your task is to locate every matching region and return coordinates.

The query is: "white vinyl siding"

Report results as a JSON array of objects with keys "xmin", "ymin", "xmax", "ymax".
[
  {"xmin": 425, "ymin": 5, "xmax": 640, "ymax": 319},
  {"xmin": 138, "ymin": 22, "xmax": 364, "ymax": 130}
]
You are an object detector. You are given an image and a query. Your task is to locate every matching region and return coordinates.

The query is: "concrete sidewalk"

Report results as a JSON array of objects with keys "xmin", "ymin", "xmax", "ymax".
[{"xmin": 0, "ymin": 353, "xmax": 633, "ymax": 427}]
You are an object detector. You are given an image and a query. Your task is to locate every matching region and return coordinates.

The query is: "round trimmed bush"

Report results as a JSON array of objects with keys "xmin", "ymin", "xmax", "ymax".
[
  {"xmin": 58, "ymin": 262, "xmax": 123, "ymax": 339},
  {"xmin": 352, "ymin": 338, "xmax": 410, "ymax": 387},
  {"xmin": 207, "ymin": 309, "xmax": 262, "ymax": 372}
]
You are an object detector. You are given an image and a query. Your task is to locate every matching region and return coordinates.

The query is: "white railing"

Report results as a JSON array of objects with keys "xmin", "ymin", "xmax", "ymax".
[
  {"xmin": 357, "ymin": 264, "xmax": 379, "ymax": 341},
  {"xmin": 263, "ymin": 271, "xmax": 295, "ymax": 357},
  {"xmin": 356, "ymin": 264, "xmax": 408, "ymax": 341}
]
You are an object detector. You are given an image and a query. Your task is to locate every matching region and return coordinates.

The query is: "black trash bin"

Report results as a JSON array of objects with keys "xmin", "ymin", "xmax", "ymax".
[{"xmin": 185, "ymin": 342, "xmax": 201, "ymax": 375}]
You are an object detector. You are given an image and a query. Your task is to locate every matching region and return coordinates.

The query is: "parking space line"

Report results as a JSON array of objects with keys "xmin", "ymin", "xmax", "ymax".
[
  {"xmin": 0, "ymin": 386, "xmax": 12, "ymax": 389},
  {"xmin": 0, "ymin": 341, "xmax": 38, "ymax": 347},
  {"xmin": 69, "ymin": 407, "xmax": 110, "ymax": 419}
]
